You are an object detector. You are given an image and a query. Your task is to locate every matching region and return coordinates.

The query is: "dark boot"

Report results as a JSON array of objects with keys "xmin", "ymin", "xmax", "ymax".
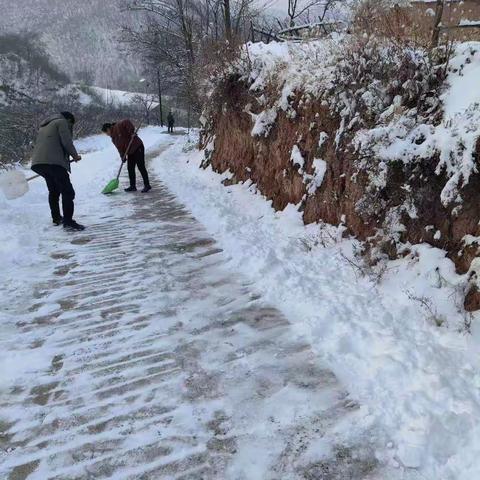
[
  {"xmin": 63, "ymin": 220, "xmax": 85, "ymax": 231},
  {"xmin": 141, "ymin": 185, "xmax": 152, "ymax": 193},
  {"xmin": 124, "ymin": 186, "xmax": 137, "ymax": 192},
  {"xmin": 52, "ymin": 216, "xmax": 63, "ymax": 226}
]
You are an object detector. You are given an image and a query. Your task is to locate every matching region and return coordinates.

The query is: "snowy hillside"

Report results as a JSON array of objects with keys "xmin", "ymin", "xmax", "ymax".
[
  {"xmin": 89, "ymin": 86, "xmax": 160, "ymax": 109},
  {"xmin": 0, "ymin": 0, "xmax": 142, "ymax": 89},
  {"xmin": 180, "ymin": 34, "xmax": 480, "ymax": 477},
  {"xmin": 0, "ymin": 34, "xmax": 69, "ymax": 105}
]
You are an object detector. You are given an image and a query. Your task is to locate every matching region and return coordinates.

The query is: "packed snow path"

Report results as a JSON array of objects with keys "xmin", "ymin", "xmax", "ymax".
[{"xmin": 0, "ymin": 150, "xmax": 388, "ymax": 479}]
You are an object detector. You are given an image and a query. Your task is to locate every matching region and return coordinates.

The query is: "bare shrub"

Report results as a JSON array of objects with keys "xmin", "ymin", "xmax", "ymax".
[
  {"xmin": 407, "ymin": 266, "xmax": 472, "ymax": 332},
  {"xmin": 405, "ymin": 290, "xmax": 446, "ymax": 327},
  {"xmin": 336, "ymin": 242, "xmax": 389, "ymax": 284},
  {"xmin": 353, "ymin": 0, "xmax": 431, "ymax": 48},
  {"xmin": 328, "ymin": 35, "xmax": 447, "ymax": 241},
  {"xmin": 332, "ymin": 36, "xmax": 444, "ymax": 134}
]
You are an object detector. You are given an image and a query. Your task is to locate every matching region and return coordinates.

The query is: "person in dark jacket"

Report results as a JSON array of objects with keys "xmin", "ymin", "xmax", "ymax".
[
  {"xmin": 102, "ymin": 120, "xmax": 151, "ymax": 193},
  {"xmin": 31, "ymin": 111, "xmax": 85, "ymax": 231},
  {"xmin": 167, "ymin": 111, "xmax": 174, "ymax": 133}
]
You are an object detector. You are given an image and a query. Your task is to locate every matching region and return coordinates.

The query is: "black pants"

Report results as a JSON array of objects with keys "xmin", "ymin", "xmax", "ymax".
[
  {"xmin": 32, "ymin": 164, "xmax": 75, "ymax": 223},
  {"xmin": 168, "ymin": 124, "xmax": 174, "ymax": 133},
  {"xmin": 127, "ymin": 145, "xmax": 150, "ymax": 188}
]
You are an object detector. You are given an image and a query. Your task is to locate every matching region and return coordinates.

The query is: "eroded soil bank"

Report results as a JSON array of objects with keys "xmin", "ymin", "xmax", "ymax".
[{"xmin": 200, "ymin": 40, "xmax": 480, "ymax": 309}]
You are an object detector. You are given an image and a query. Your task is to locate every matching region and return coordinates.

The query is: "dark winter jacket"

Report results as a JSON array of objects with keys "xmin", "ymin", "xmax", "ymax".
[
  {"xmin": 110, "ymin": 119, "xmax": 143, "ymax": 158},
  {"xmin": 31, "ymin": 115, "xmax": 78, "ymax": 172},
  {"xmin": 167, "ymin": 113, "xmax": 175, "ymax": 127}
]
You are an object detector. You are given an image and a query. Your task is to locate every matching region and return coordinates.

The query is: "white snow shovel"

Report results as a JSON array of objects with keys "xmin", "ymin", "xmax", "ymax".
[
  {"xmin": 0, "ymin": 169, "xmax": 36, "ymax": 200},
  {"xmin": 0, "ymin": 159, "xmax": 77, "ymax": 200}
]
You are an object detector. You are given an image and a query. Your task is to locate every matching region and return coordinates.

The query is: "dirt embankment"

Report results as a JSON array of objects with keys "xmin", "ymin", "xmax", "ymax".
[{"xmin": 200, "ymin": 74, "xmax": 480, "ymax": 310}]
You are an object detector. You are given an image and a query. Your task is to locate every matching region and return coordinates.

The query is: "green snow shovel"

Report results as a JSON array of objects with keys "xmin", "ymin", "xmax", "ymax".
[
  {"xmin": 101, "ymin": 162, "xmax": 123, "ymax": 194},
  {"xmin": 102, "ymin": 125, "xmax": 141, "ymax": 195}
]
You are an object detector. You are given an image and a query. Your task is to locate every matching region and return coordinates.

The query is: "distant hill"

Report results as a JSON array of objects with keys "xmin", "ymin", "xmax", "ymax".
[
  {"xmin": 0, "ymin": 0, "xmax": 142, "ymax": 90},
  {"xmin": 0, "ymin": 33, "xmax": 70, "ymax": 105}
]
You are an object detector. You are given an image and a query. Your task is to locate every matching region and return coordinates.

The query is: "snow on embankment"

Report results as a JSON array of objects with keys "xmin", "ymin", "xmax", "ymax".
[{"xmin": 201, "ymin": 38, "xmax": 480, "ymax": 310}]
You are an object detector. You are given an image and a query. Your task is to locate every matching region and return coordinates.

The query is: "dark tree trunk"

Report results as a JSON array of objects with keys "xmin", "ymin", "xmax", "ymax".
[
  {"xmin": 431, "ymin": 0, "xmax": 445, "ymax": 48},
  {"xmin": 223, "ymin": 0, "xmax": 232, "ymax": 41}
]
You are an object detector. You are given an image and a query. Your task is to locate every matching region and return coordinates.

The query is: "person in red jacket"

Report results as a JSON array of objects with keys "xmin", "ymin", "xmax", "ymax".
[{"xmin": 102, "ymin": 120, "xmax": 151, "ymax": 193}]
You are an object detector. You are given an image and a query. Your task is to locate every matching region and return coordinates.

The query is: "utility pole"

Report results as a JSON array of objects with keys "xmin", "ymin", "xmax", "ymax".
[{"xmin": 157, "ymin": 69, "xmax": 164, "ymax": 127}]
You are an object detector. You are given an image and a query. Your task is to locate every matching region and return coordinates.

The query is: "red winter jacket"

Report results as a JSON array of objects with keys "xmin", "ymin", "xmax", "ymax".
[{"xmin": 111, "ymin": 119, "xmax": 143, "ymax": 157}]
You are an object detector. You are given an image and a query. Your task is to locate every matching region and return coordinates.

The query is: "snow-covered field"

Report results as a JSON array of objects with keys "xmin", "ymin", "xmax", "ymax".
[{"xmin": 150, "ymin": 134, "xmax": 480, "ymax": 480}]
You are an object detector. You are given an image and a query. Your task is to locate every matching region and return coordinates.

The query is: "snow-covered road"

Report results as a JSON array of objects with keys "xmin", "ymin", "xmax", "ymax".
[
  {"xmin": 5, "ymin": 128, "xmax": 480, "ymax": 479},
  {"xmin": 0, "ymin": 132, "xmax": 396, "ymax": 479}
]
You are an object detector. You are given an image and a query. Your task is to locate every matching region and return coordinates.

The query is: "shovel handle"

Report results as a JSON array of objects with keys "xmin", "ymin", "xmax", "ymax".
[
  {"xmin": 116, "ymin": 124, "xmax": 142, "ymax": 180},
  {"xmin": 27, "ymin": 174, "xmax": 41, "ymax": 182},
  {"xmin": 27, "ymin": 158, "xmax": 78, "ymax": 182},
  {"xmin": 116, "ymin": 161, "xmax": 124, "ymax": 180}
]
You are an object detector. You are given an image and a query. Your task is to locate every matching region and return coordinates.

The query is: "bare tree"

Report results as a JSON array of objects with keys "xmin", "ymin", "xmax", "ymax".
[
  {"xmin": 286, "ymin": 0, "xmax": 339, "ymax": 28},
  {"xmin": 431, "ymin": 0, "xmax": 445, "ymax": 48},
  {"xmin": 223, "ymin": 0, "xmax": 233, "ymax": 41},
  {"xmin": 123, "ymin": 0, "xmax": 259, "ymax": 117},
  {"xmin": 318, "ymin": 0, "xmax": 338, "ymax": 21},
  {"xmin": 131, "ymin": 92, "xmax": 157, "ymax": 124}
]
